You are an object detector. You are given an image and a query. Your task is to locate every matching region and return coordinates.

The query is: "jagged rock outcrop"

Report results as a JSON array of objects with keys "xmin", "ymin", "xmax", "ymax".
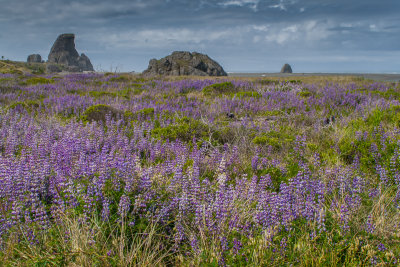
[
  {"xmin": 280, "ymin": 63, "xmax": 293, "ymax": 73},
  {"xmin": 143, "ymin": 51, "xmax": 227, "ymax": 76},
  {"xmin": 47, "ymin": 33, "xmax": 94, "ymax": 72},
  {"xmin": 27, "ymin": 54, "xmax": 42, "ymax": 63}
]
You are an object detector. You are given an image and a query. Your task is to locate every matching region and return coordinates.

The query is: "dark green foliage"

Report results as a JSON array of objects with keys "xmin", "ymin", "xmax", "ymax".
[
  {"xmin": 252, "ymin": 130, "xmax": 294, "ymax": 151},
  {"xmin": 298, "ymin": 89, "xmax": 312, "ymax": 98},
  {"xmin": 66, "ymin": 89, "xmax": 85, "ymax": 95},
  {"xmin": 151, "ymin": 117, "xmax": 211, "ymax": 143},
  {"xmin": 109, "ymin": 76, "xmax": 129, "ymax": 82},
  {"xmin": 288, "ymin": 80, "xmax": 302, "ymax": 84},
  {"xmin": 116, "ymin": 85, "xmax": 144, "ymax": 99},
  {"xmin": 253, "ymin": 135, "xmax": 281, "ymax": 149},
  {"xmin": 179, "ymin": 86, "xmax": 196, "ymax": 95},
  {"xmin": 202, "ymin": 82, "xmax": 236, "ymax": 95},
  {"xmin": 259, "ymin": 79, "xmax": 279, "ymax": 85},
  {"xmin": 81, "ymin": 104, "xmax": 124, "ymax": 123},
  {"xmin": 234, "ymin": 91, "xmax": 261, "ymax": 98},
  {"xmin": 19, "ymin": 77, "xmax": 54, "ymax": 86},
  {"xmin": 88, "ymin": 90, "xmax": 117, "ymax": 98},
  {"xmin": 125, "ymin": 108, "xmax": 155, "ymax": 121},
  {"xmin": 138, "ymin": 107, "xmax": 155, "ymax": 117},
  {"xmin": 8, "ymin": 100, "xmax": 40, "ymax": 112}
]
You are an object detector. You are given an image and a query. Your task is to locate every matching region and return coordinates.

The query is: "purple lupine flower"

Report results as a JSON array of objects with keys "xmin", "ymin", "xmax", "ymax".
[
  {"xmin": 377, "ymin": 243, "xmax": 386, "ymax": 252},
  {"xmin": 118, "ymin": 195, "xmax": 131, "ymax": 218},
  {"xmin": 232, "ymin": 238, "xmax": 242, "ymax": 255},
  {"xmin": 339, "ymin": 204, "xmax": 350, "ymax": 232},
  {"xmin": 101, "ymin": 198, "xmax": 110, "ymax": 221}
]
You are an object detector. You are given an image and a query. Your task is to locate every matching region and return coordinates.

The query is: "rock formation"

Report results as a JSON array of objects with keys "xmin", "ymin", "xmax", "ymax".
[
  {"xmin": 143, "ymin": 51, "xmax": 227, "ymax": 76},
  {"xmin": 47, "ymin": 33, "xmax": 94, "ymax": 72},
  {"xmin": 27, "ymin": 54, "xmax": 42, "ymax": 63},
  {"xmin": 280, "ymin": 63, "xmax": 293, "ymax": 73}
]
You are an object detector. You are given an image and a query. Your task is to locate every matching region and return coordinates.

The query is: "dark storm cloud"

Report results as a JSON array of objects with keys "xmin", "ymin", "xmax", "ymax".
[{"xmin": 0, "ymin": 0, "xmax": 399, "ymax": 72}]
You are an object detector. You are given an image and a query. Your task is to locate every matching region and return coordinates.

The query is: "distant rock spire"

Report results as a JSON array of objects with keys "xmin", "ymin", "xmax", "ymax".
[{"xmin": 280, "ymin": 63, "xmax": 293, "ymax": 73}]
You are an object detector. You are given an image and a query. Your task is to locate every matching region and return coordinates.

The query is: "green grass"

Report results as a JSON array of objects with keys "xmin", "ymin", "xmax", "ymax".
[{"xmin": 202, "ymin": 82, "xmax": 237, "ymax": 96}]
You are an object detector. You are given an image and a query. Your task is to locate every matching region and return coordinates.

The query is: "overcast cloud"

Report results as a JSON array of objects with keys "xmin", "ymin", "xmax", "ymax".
[{"xmin": 0, "ymin": 0, "xmax": 399, "ymax": 72}]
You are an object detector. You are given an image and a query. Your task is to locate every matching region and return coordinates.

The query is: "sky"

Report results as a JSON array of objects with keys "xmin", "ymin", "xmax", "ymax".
[{"xmin": 0, "ymin": 0, "xmax": 399, "ymax": 73}]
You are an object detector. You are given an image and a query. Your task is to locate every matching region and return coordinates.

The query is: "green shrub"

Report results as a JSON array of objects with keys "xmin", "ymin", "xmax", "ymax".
[
  {"xmin": 117, "ymin": 88, "xmax": 131, "ymax": 99},
  {"xmin": 234, "ymin": 91, "xmax": 261, "ymax": 98},
  {"xmin": 81, "ymin": 104, "xmax": 123, "ymax": 122},
  {"xmin": 252, "ymin": 130, "xmax": 294, "ymax": 151},
  {"xmin": 256, "ymin": 166, "xmax": 289, "ymax": 191},
  {"xmin": 262, "ymin": 110, "xmax": 283, "ymax": 117},
  {"xmin": 125, "ymin": 108, "xmax": 155, "ymax": 121},
  {"xmin": 259, "ymin": 79, "xmax": 279, "ymax": 85},
  {"xmin": 202, "ymin": 82, "xmax": 236, "ymax": 96},
  {"xmin": 253, "ymin": 135, "xmax": 281, "ymax": 149},
  {"xmin": 89, "ymin": 91, "xmax": 117, "ymax": 98},
  {"xmin": 20, "ymin": 77, "xmax": 54, "ymax": 86},
  {"xmin": 288, "ymin": 80, "xmax": 302, "ymax": 84},
  {"xmin": 66, "ymin": 89, "xmax": 85, "ymax": 95},
  {"xmin": 0, "ymin": 68, "xmax": 23, "ymax": 75},
  {"xmin": 179, "ymin": 86, "xmax": 196, "ymax": 95},
  {"xmin": 109, "ymin": 76, "xmax": 129, "ymax": 82},
  {"xmin": 297, "ymin": 90, "xmax": 312, "ymax": 98},
  {"xmin": 151, "ymin": 117, "xmax": 211, "ymax": 143},
  {"xmin": 8, "ymin": 100, "xmax": 40, "ymax": 112},
  {"xmin": 138, "ymin": 108, "xmax": 155, "ymax": 117}
]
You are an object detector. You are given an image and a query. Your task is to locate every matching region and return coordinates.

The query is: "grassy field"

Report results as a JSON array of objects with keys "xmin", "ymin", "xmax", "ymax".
[{"xmin": 0, "ymin": 69, "xmax": 399, "ymax": 266}]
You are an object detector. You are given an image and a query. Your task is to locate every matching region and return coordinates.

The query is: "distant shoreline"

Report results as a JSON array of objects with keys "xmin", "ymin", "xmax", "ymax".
[{"xmin": 227, "ymin": 72, "xmax": 400, "ymax": 82}]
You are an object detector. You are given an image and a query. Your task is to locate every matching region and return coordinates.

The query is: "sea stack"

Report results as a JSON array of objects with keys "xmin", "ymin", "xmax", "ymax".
[
  {"xmin": 27, "ymin": 54, "xmax": 42, "ymax": 63},
  {"xmin": 143, "ymin": 51, "xmax": 227, "ymax": 76},
  {"xmin": 47, "ymin": 33, "xmax": 94, "ymax": 72},
  {"xmin": 280, "ymin": 63, "xmax": 293, "ymax": 73}
]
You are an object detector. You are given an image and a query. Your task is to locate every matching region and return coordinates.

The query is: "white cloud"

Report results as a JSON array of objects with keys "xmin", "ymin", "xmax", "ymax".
[
  {"xmin": 97, "ymin": 20, "xmax": 333, "ymax": 50},
  {"xmin": 252, "ymin": 25, "xmax": 270, "ymax": 32},
  {"xmin": 263, "ymin": 20, "xmax": 332, "ymax": 45},
  {"xmin": 97, "ymin": 28, "xmax": 243, "ymax": 49},
  {"xmin": 268, "ymin": 0, "xmax": 298, "ymax": 11},
  {"xmin": 219, "ymin": 0, "xmax": 260, "ymax": 11}
]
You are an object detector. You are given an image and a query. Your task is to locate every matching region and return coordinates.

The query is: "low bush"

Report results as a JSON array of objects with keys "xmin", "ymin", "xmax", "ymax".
[
  {"xmin": 234, "ymin": 91, "xmax": 261, "ymax": 98},
  {"xmin": 109, "ymin": 75, "xmax": 129, "ymax": 82},
  {"xmin": 202, "ymin": 81, "xmax": 236, "ymax": 95},
  {"xmin": 151, "ymin": 117, "xmax": 211, "ymax": 143},
  {"xmin": 20, "ymin": 77, "xmax": 54, "ymax": 85},
  {"xmin": 89, "ymin": 90, "xmax": 117, "ymax": 98},
  {"xmin": 125, "ymin": 108, "xmax": 155, "ymax": 121},
  {"xmin": 8, "ymin": 100, "xmax": 40, "ymax": 112},
  {"xmin": 81, "ymin": 104, "xmax": 124, "ymax": 122},
  {"xmin": 297, "ymin": 90, "xmax": 312, "ymax": 98},
  {"xmin": 252, "ymin": 130, "xmax": 295, "ymax": 151}
]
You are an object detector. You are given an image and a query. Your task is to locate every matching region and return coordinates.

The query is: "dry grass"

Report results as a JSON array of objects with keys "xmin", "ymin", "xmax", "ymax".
[{"xmin": 0, "ymin": 210, "xmax": 173, "ymax": 266}]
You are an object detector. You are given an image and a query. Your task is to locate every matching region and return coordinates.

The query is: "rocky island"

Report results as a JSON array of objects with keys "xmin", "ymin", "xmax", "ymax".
[{"xmin": 143, "ymin": 51, "xmax": 227, "ymax": 76}]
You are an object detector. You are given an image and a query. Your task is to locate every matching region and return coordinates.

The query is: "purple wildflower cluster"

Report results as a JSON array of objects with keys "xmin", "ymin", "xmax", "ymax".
[{"xmin": 0, "ymin": 73, "xmax": 399, "ymax": 264}]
